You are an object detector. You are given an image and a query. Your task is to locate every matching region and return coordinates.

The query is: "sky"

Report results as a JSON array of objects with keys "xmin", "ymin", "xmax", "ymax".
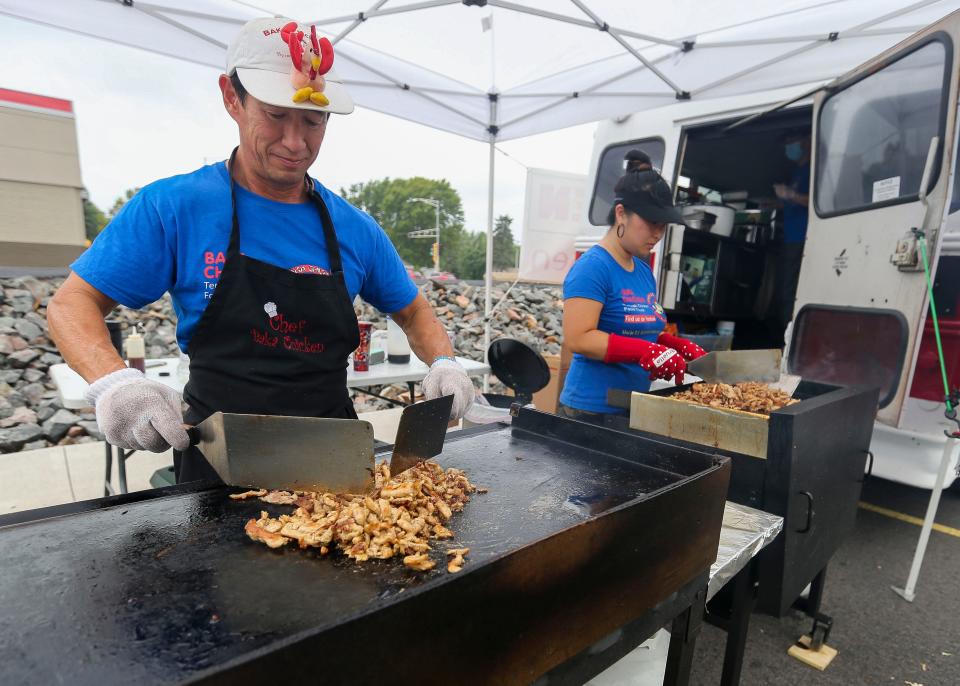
[{"xmin": 0, "ymin": 15, "xmax": 596, "ymax": 234}]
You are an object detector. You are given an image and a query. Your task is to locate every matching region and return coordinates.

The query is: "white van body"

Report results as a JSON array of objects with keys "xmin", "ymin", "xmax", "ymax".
[{"xmin": 579, "ymin": 17, "xmax": 960, "ymax": 489}]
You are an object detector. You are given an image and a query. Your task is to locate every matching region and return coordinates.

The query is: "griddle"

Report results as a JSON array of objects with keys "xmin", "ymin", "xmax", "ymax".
[{"xmin": 0, "ymin": 408, "xmax": 729, "ymax": 686}]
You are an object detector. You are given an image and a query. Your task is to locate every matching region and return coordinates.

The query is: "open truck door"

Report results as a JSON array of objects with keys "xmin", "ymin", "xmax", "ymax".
[{"xmin": 790, "ymin": 15, "xmax": 960, "ymax": 427}]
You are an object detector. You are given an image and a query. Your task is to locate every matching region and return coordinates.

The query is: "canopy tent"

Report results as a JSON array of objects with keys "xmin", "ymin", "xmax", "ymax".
[{"xmin": 3, "ymin": 0, "xmax": 959, "ymax": 359}]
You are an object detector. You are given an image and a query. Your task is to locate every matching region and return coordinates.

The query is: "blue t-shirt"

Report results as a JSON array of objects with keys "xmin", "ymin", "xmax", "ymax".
[
  {"xmin": 72, "ymin": 162, "xmax": 418, "ymax": 352},
  {"xmin": 559, "ymin": 245, "xmax": 666, "ymax": 414},
  {"xmin": 783, "ymin": 163, "xmax": 810, "ymax": 244}
]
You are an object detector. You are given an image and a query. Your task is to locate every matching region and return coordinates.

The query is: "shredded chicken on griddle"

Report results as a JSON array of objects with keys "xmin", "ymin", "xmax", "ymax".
[
  {"xmin": 672, "ymin": 382, "xmax": 799, "ymax": 415},
  {"xmin": 239, "ymin": 460, "xmax": 482, "ymax": 573},
  {"xmin": 244, "ymin": 518, "xmax": 288, "ymax": 548},
  {"xmin": 446, "ymin": 548, "xmax": 469, "ymax": 573},
  {"xmin": 229, "ymin": 489, "xmax": 267, "ymax": 500}
]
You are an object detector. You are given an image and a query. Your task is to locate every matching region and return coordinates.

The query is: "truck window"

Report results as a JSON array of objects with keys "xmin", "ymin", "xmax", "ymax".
[
  {"xmin": 589, "ymin": 138, "xmax": 665, "ymax": 226},
  {"xmin": 789, "ymin": 305, "xmax": 908, "ymax": 408},
  {"xmin": 815, "ymin": 38, "xmax": 949, "ymax": 217}
]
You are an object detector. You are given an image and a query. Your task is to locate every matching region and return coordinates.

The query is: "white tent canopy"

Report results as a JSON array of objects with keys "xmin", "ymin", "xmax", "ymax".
[
  {"xmin": 3, "ymin": 0, "xmax": 959, "ymax": 355},
  {"xmin": 3, "ymin": 1, "xmax": 957, "ymax": 141}
]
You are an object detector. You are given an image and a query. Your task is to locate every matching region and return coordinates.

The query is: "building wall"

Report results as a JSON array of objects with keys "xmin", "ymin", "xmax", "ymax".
[
  {"xmin": 0, "ymin": 180, "xmax": 85, "ymax": 246},
  {"xmin": 0, "ymin": 92, "xmax": 86, "ymax": 266}
]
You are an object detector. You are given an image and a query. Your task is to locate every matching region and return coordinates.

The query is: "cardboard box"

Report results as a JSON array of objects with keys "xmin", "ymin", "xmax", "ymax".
[{"xmin": 533, "ymin": 354, "xmax": 563, "ymax": 413}]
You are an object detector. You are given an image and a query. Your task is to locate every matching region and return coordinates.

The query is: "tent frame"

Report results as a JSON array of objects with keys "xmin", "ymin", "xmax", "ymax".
[{"xmin": 4, "ymin": 0, "xmax": 941, "ymax": 369}]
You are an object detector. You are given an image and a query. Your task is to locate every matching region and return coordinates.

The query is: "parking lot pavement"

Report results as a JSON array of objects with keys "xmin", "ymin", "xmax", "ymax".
[{"xmin": 690, "ymin": 478, "xmax": 960, "ymax": 685}]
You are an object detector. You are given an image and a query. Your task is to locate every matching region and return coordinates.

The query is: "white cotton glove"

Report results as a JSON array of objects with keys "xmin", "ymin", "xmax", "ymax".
[
  {"xmin": 85, "ymin": 368, "xmax": 191, "ymax": 453},
  {"xmin": 421, "ymin": 358, "xmax": 476, "ymax": 420}
]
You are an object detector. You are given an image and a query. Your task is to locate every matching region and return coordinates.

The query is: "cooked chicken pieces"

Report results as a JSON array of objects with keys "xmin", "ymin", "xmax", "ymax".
[
  {"xmin": 240, "ymin": 460, "xmax": 483, "ymax": 573},
  {"xmin": 260, "ymin": 490, "xmax": 299, "ymax": 505},
  {"xmin": 447, "ymin": 548, "xmax": 469, "ymax": 573},
  {"xmin": 673, "ymin": 382, "xmax": 799, "ymax": 415},
  {"xmin": 244, "ymin": 519, "xmax": 289, "ymax": 549},
  {"xmin": 403, "ymin": 553, "xmax": 436, "ymax": 571},
  {"xmin": 229, "ymin": 489, "xmax": 267, "ymax": 500}
]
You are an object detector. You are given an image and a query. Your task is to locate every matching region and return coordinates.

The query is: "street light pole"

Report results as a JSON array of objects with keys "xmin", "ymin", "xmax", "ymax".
[{"xmin": 409, "ymin": 197, "xmax": 441, "ymax": 271}]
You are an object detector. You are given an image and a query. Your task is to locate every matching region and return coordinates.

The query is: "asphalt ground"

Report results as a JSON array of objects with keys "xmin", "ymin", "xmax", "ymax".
[{"xmin": 689, "ymin": 477, "xmax": 960, "ymax": 686}]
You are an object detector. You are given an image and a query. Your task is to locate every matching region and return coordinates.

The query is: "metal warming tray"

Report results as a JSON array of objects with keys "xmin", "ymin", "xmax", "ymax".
[
  {"xmin": 609, "ymin": 380, "xmax": 878, "ymax": 617},
  {"xmin": 0, "ymin": 408, "xmax": 729, "ymax": 686}
]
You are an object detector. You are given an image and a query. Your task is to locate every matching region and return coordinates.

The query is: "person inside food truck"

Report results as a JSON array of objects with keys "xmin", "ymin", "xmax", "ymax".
[
  {"xmin": 773, "ymin": 130, "xmax": 811, "ymax": 324},
  {"xmin": 557, "ymin": 157, "xmax": 708, "ymax": 424},
  {"xmin": 45, "ymin": 17, "xmax": 475, "ymax": 482}
]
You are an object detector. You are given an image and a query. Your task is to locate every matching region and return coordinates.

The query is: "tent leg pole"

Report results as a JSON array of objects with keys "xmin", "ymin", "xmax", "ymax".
[
  {"xmin": 892, "ymin": 435, "xmax": 958, "ymax": 602},
  {"xmin": 483, "ymin": 138, "xmax": 496, "ymax": 393}
]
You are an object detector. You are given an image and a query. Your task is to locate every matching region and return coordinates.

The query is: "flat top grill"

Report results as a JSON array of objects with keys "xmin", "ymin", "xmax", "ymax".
[{"xmin": 0, "ymin": 414, "xmax": 719, "ymax": 686}]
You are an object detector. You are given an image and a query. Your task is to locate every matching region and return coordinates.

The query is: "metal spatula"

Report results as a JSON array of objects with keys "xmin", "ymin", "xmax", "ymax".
[
  {"xmin": 390, "ymin": 395, "xmax": 454, "ymax": 475},
  {"xmin": 685, "ymin": 349, "xmax": 782, "ymax": 384},
  {"xmin": 187, "ymin": 412, "xmax": 375, "ymax": 493}
]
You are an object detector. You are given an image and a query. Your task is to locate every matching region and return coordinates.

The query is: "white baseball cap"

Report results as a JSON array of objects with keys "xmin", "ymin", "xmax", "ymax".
[{"xmin": 226, "ymin": 17, "xmax": 354, "ymax": 115}]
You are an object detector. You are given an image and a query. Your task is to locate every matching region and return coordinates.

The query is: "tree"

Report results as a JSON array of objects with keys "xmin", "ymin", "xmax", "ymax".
[
  {"xmin": 493, "ymin": 214, "xmax": 519, "ymax": 270},
  {"xmin": 340, "ymin": 177, "xmax": 468, "ymax": 273},
  {"xmin": 83, "ymin": 199, "xmax": 107, "ymax": 241},
  {"xmin": 108, "ymin": 187, "xmax": 141, "ymax": 220},
  {"xmin": 457, "ymin": 232, "xmax": 487, "ymax": 280}
]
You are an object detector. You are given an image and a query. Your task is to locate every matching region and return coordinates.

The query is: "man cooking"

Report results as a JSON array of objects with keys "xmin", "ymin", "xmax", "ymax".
[{"xmin": 46, "ymin": 17, "xmax": 475, "ymax": 483}]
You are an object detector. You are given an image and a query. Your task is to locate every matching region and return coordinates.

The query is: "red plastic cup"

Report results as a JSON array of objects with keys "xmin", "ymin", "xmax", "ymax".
[{"xmin": 354, "ymin": 321, "xmax": 373, "ymax": 372}]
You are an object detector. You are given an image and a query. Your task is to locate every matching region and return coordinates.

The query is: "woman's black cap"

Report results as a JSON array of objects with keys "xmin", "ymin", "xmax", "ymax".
[
  {"xmin": 624, "ymin": 149, "xmax": 653, "ymax": 170},
  {"xmin": 613, "ymin": 168, "xmax": 687, "ymax": 226}
]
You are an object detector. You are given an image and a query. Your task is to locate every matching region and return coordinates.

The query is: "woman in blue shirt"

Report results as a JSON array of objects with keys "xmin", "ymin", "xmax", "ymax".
[{"xmin": 558, "ymin": 154, "xmax": 706, "ymax": 423}]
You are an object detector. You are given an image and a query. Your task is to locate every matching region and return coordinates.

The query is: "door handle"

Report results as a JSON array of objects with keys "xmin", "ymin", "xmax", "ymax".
[{"xmin": 797, "ymin": 490, "xmax": 814, "ymax": 534}]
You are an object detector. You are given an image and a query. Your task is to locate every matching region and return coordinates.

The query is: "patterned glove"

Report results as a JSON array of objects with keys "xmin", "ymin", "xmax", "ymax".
[
  {"xmin": 421, "ymin": 357, "xmax": 476, "ymax": 420},
  {"xmin": 85, "ymin": 368, "xmax": 190, "ymax": 453},
  {"xmin": 657, "ymin": 332, "xmax": 707, "ymax": 361},
  {"xmin": 605, "ymin": 333, "xmax": 687, "ymax": 385}
]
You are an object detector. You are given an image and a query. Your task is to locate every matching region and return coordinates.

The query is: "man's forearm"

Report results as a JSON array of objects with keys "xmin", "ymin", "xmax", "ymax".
[
  {"xmin": 404, "ymin": 307, "xmax": 454, "ymax": 364},
  {"xmin": 48, "ymin": 276, "xmax": 126, "ymax": 383},
  {"xmin": 392, "ymin": 295, "xmax": 454, "ymax": 365}
]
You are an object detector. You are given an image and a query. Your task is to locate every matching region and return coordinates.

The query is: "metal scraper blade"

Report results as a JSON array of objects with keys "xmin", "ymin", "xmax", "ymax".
[
  {"xmin": 685, "ymin": 349, "xmax": 782, "ymax": 384},
  {"xmin": 390, "ymin": 395, "xmax": 454, "ymax": 475},
  {"xmin": 188, "ymin": 412, "xmax": 375, "ymax": 493}
]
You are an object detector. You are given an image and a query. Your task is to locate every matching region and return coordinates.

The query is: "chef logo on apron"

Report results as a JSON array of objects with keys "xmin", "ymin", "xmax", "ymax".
[{"xmin": 250, "ymin": 299, "xmax": 326, "ymax": 354}]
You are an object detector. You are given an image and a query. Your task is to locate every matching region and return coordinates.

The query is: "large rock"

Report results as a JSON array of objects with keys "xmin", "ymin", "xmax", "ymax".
[
  {"xmin": 39, "ymin": 352, "xmax": 63, "ymax": 366},
  {"xmin": 22, "ymin": 369, "xmax": 44, "ymax": 383},
  {"xmin": 0, "ymin": 406, "xmax": 37, "ymax": 427},
  {"xmin": 19, "ymin": 382, "xmax": 46, "ymax": 405},
  {"xmin": 4, "ymin": 289, "xmax": 35, "ymax": 314},
  {"xmin": 35, "ymin": 405, "xmax": 56, "ymax": 423},
  {"xmin": 42, "ymin": 409, "xmax": 81, "ymax": 442},
  {"xmin": 22, "ymin": 311, "xmax": 47, "ymax": 331},
  {"xmin": 0, "ymin": 397, "xmax": 12, "ymax": 420},
  {"xmin": 0, "ymin": 334, "xmax": 13, "ymax": 355},
  {"xmin": 9, "ymin": 276, "xmax": 51, "ymax": 300},
  {"xmin": 7, "ymin": 349, "xmax": 39, "ymax": 368},
  {"xmin": 78, "ymin": 420, "xmax": 104, "ymax": 441},
  {"xmin": 13, "ymin": 319, "xmax": 42, "ymax": 341},
  {"xmin": 0, "ymin": 370, "xmax": 23, "ymax": 384},
  {"xmin": 0, "ymin": 423, "xmax": 44, "ymax": 452}
]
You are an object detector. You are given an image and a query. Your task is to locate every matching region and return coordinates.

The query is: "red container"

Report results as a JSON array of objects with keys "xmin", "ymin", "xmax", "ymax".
[
  {"xmin": 909, "ymin": 316, "xmax": 960, "ymax": 401},
  {"xmin": 353, "ymin": 321, "xmax": 373, "ymax": 372}
]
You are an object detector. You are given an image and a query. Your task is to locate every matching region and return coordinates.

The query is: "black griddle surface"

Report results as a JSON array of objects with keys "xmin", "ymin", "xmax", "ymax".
[{"xmin": 0, "ymin": 423, "xmax": 682, "ymax": 685}]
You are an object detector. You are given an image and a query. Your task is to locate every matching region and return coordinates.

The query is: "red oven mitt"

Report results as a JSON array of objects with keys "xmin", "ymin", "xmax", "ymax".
[
  {"xmin": 656, "ymin": 332, "xmax": 707, "ymax": 361},
  {"xmin": 605, "ymin": 333, "xmax": 687, "ymax": 385}
]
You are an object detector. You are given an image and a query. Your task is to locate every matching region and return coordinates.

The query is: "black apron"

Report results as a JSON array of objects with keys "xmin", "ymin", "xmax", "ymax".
[{"xmin": 175, "ymin": 150, "xmax": 360, "ymax": 483}]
